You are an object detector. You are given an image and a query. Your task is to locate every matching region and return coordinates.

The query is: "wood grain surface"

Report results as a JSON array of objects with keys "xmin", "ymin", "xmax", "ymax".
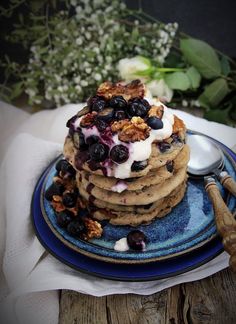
[{"xmin": 59, "ymin": 268, "xmax": 236, "ymax": 324}]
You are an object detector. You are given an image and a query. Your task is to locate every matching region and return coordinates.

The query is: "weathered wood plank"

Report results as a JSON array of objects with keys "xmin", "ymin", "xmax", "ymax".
[
  {"xmin": 59, "ymin": 268, "xmax": 236, "ymax": 324},
  {"xmin": 59, "ymin": 290, "xmax": 108, "ymax": 324}
]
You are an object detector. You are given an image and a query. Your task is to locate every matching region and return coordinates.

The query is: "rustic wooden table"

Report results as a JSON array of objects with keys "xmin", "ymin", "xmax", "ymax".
[{"xmin": 59, "ymin": 267, "xmax": 236, "ymax": 323}]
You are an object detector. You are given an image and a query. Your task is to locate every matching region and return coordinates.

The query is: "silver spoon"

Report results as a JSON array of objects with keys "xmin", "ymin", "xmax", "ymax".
[
  {"xmin": 186, "ymin": 133, "xmax": 236, "ymax": 272},
  {"xmin": 187, "ymin": 134, "xmax": 236, "ymax": 197}
]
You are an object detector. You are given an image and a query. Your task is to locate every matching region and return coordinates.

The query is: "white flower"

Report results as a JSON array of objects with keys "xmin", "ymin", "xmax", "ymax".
[
  {"xmin": 182, "ymin": 99, "xmax": 188, "ymax": 107},
  {"xmin": 147, "ymin": 79, "xmax": 173, "ymax": 102},
  {"xmin": 118, "ymin": 56, "xmax": 151, "ymax": 81},
  {"xmin": 94, "ymin": 73, "xmax": 102, "ymax": 81}
]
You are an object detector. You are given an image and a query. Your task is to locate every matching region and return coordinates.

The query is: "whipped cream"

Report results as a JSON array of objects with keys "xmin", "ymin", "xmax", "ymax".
[
  {"xmin": 114, "ymin": 237, "xmax": 129, "ymax": 252},
  {"xmin": 111, "ymin": 180, "xmax": 128, "ymax": 193}
]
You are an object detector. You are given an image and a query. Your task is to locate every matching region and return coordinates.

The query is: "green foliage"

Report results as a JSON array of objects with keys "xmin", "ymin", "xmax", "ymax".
[
  {"xmin": 180, "ymin": 38, "xmax": 221, "ymax": 79},
  {"xmin": 198, "ymin": 78, "xmax": 230, "ymax": 108},
  {"xmin": 165, "ymin": 72, "xmax": 190, "ymax": 90},
  {"xmin": 0, "ymin": 0, "xmax": 235, "ymax": 125},
  {"xmin": 0, "ymin": 0, "xmax": 177, "ymax": 107},
  {"xmin": 186, "ymin": 67, "xmax": 201, "ymax": 89}
]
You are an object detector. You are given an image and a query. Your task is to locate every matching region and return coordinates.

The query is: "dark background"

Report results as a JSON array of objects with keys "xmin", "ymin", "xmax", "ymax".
[{"xmin": 126, "ymin": 0, "xmax": 236, "ymax": 58}]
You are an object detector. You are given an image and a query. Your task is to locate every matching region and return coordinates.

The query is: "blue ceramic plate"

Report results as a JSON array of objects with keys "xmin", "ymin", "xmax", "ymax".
[
  {"xmin": 39, "ymin": 132, "xmax": 236, "ymax": 264},
  {"xmin": 31, "ymin": 131, "xmax": 236, "ymax": 280}
]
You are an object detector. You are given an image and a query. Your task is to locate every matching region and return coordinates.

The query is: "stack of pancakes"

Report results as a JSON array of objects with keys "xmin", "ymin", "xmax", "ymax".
[{"xmin": 63, "ymin": 81, "xmax": 190, "ymax": 226}]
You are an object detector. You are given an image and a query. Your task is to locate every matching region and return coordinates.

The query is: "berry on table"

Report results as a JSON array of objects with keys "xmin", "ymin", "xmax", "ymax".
[
  {"xmin": 67, "ymin": 219, "xmax": 86, "ymax": 237},
  {"xmin": 127, "ymin": 230, "xmax": 147, "ymax": 251},
  {"xmin": 56, "ymin": 210, "xmax": 73, "ymax": 228}
]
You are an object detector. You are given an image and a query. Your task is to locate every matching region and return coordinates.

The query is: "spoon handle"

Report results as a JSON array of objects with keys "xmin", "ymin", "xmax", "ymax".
[
  {"xmin": 205, "ymin": 178, "xmax": 236, "ymax": 272},
  {"xmin": 218, "ymin": 171, "xmax": 236, "ymax": 197}
]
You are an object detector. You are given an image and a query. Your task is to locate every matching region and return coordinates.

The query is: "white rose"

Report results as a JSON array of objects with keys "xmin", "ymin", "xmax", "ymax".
[
  {"xmin": 147, "ymin": 79, "xmax": 173, "ymax": 102},
  {"xmin": 118, "ymin": 56, "xmax": 150, "ymax": 81}
]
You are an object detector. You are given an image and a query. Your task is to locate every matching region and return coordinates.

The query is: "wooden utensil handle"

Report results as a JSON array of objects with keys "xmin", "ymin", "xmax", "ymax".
[
  {"xmin": 205, "ymin": 180, "xmax": 236, "ymax": 272},
  {"xmin": 219, "ymin": 172, "xmax": 236, "ymax": 197}
]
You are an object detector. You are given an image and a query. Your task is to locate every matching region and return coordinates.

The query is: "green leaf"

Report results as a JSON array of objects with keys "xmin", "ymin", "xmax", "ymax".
[
  {"xmin": 165, "ymin": 72, "xmax": 191, "ymax": 90},
  {"xmin": 204, "ymin": 107, "xmax": 230, "ymax": 124},
  {"xmin": 10, "ymin": 82, "xmax": 24, "ymax": 100},
  {"xmin": 198, "ymin": 78, "xmax": 230, "ymax": 108},
  {"xmin": 164, "ymin": 52, "xmax": 183, "ymax": 68},
  {"xmin": 180, "ymin": 38, "xmax": 221, "ymax": 79},
  {"xmin": 220, "ymin": 56, "xmax": 231, "ymax": 76},
  {"xmin": 186, "ymin": 66, "xmax": 201, "ymax": 89}
]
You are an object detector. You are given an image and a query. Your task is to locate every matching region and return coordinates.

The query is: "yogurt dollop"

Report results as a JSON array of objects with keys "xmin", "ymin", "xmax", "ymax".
[{"xmin": 114, "ymin": 237, "xmax": 129, "ymax": 252}]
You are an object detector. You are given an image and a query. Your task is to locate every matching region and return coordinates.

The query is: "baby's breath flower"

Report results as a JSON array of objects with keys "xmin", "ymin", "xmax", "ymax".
[{"xmin": 2, "ymin": 0, "xmax": 178, "ymax": 106}]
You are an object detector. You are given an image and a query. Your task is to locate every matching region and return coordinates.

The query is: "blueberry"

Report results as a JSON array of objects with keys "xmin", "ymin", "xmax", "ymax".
[
  {"xmin": 97, "ymin": 107, "xmax": 114, "ymax": 122},
  {"xmin": 114, "ymin": 110, "xmax": 127, "ymax": 120},
  {"xmin": 92, "ymin": 99, "xmax": 106, "ymax": 112},
  {"xmin": 110, "ymin": 145, "xmax": 129, "ymax": 164},
  {"xmin": 171, "ymin": 134, "xmax": 183, "ymax": 144},
  {"xmin": 73, "ymin": 132, "xmax": 88, "ymax": 151},
  {"xmin": 45, "ymin": 183, "xmax": 64, "ymax": 201},
  {"xmin": 147, "ymin": 116, "xmax": 163, "ymax": 130},
  {"xmin": 166, "ymin": 161, "xmax": 174, "ymax": 173},
  {"xmin": 95, "ymin": 119, "xmax": 108, "ymax": 132},
  {"xmin": 131, "ymin": 160, "xmax": 148, "ymax": 172},
  {"xmin": 127, "ymin": 230, "xmax": 147, "ymax": 251},
  {"xmin": 59, "ymin": 159, "xmax": 76, "ymax": 177},
  {"xmin": 56, "ymin": 210, "xmax": 73, "ymax": 228},
  {"xmin": 109, "ymin": 96, "xmax": 127, "ymax": 109},
  {"xmin": 75, "ymin": 151, "xmax": 90, "ymax": 170},
  {"xmin": 88, "ymin": 96, "xmax": 106, "ymax": 112},
  {"xmin": 128, "ymin": 98, "xmax": 150, "ymax": 117},
  {"xmin": 66, "ymin": 115, "xmax": 78, "ymax": 129},
  {"xmin": 86, "ymin": 135, "xmax": 100, "ymax": 146},
  {"xmin": 62, "ymin": 192, "xmax": 77, "ymax": 208},
  {"xmin": 55, "ymin": 159, "xmax": 68, "ymax": 172},
  {"xmin": 89, "ymin": 143, "xmax": 109, "ymax": 162},
  {"xmin": 158, "ymin": 142, "xmax": 171, "ymax": 153},
  {"xmin": 67, "ymin": 219, "xmax": 86, "ymax": 237}
]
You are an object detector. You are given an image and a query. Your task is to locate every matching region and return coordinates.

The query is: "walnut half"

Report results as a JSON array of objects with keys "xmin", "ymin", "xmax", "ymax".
[{"xmin": 111, "ymin": 117, "xmax": 150, "ymax": 142}]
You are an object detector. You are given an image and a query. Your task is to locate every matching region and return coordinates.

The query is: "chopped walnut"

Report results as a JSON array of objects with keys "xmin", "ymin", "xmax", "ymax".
[
  {"xmin": 111, "ymin": 119, "xmax": 129, "ymax": 132},
  {"xmin": 80, "ymin": 111, "xmax": 97, "ymax": 128},
  {"xmin": 83, "ymin": 218, "xmax": 103, "ymax": 240},
  {"xmin": 51, "ymin": 200, "xmax": 65, "ymax": 213},
  {"xmin": 112, "ymin": 117, "xmax": 150, "ymax": 142},
  {"xmin": 97, "ymin": 80, "xmax": 145, "ymax": 101},
  {"xmin": 173, "ymin": 115, "xmax": 186, "ymax": 134},
  {"xmin": 148, "ymin": 105, "xmax": 164, "ymax": 119}
]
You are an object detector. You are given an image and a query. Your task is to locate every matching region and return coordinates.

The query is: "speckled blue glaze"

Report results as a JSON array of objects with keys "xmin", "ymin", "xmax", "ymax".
[{"xmin": 42, "ymin": 136, "xmax": 236, "ymax": 262}]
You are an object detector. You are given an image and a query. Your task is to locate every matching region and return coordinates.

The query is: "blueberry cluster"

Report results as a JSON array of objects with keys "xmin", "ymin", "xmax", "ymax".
[
  {"xmin": 45, "ymin": 159, "xmax": 86, "ymax": 238},
  {"xmin": 88, "ymin": 95, "xmax": 153, "ymax": 121},
  {"xmin": 87, "ymin": 95, "xmax": 164, "ymax": 131}
]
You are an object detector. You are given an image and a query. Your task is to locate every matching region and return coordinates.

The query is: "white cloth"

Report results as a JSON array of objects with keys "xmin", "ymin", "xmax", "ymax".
[{"xmin": 0, "ymin": 100, "xmax": 236, "ymax": 324}]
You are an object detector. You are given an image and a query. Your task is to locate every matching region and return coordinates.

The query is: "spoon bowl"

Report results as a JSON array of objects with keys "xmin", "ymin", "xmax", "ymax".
[{"xmin": 186, "ymin": 134, "xmax": 224, "ymax": 176}]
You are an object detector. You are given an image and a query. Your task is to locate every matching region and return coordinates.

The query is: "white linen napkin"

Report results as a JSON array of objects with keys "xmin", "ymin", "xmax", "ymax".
[{"xmin": 0, "ymin": 101, "xmax": 236, "ymax": 324}]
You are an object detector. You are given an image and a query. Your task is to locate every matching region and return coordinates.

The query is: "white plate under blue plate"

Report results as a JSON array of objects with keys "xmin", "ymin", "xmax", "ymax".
[{"xmin": 39, "ymin": 131, "xmax": 236, "ymax": 264}]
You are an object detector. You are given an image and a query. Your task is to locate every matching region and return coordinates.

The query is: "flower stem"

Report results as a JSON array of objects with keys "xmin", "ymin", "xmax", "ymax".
[{"xmin": 156, "ymin": 67, "xmax": 185, "ymax": 72}]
